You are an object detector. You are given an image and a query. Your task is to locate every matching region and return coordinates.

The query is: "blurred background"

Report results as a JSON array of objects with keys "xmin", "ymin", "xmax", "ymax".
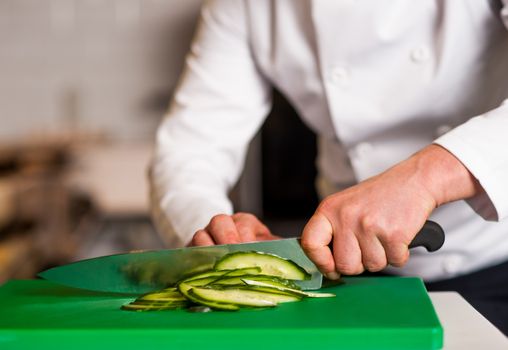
[{"xmin": 0, "ymin": 0, "xmax": 318, "ymax": 284}]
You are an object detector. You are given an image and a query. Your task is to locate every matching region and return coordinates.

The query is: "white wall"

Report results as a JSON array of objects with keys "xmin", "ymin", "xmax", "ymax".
[{"xmin": 0, "ymin": 0, "xmax": 203, "ymax": 142}]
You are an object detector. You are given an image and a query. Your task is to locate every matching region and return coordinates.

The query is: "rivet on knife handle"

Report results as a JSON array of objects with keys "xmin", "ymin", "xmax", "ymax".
[{"xmin": 409, "ymin": 220, "xmax": 445, "ymax": 252}]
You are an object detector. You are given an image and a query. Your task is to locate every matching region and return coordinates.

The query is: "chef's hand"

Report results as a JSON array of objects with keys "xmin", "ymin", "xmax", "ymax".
[
  {"xmin": 190, "ymin": 212, "xmax": 280, "ymax": 246},
  {"xmin": 301, "ymin": 145, "xmax": 479, "ymax": 280}
]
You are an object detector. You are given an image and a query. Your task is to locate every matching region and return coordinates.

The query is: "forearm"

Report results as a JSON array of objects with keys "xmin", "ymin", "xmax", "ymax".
[{"xmin": 409, "ymin": 144, "xmax": 481, "ymax": 208}]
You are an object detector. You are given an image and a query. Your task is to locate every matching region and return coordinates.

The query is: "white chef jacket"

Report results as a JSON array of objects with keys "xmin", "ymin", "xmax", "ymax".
[{"xmin": 150, "ymin": 0, "xmax": 508, "ymax": 281}]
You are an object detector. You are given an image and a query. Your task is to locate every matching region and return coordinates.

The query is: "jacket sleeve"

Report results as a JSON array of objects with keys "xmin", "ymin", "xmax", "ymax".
[
  {"xmin": 149, "ymin": 0, "xmax": 271, "ymax": 247},
  {"xmin": 433, "ymin": 100, "xmax": 508, "ymax": 221},
  {"xmin": 433, "ymin": 2, "xmax": 508, "ymax": 221}
]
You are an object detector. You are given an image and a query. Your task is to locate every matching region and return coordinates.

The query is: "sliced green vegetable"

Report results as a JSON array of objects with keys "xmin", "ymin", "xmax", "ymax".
[
  {"xmin": 178, "ymin": 282, "xmax": 239, "ymax": 311},
  {"xmin": 137, "ymin": 289, "xmax": 186, "ymax": 302},
  {"xmin": 222, "ymin": 267, "xmax": 262, "ymax": 276},
  {"xmin": 182, "ymin": 275, "xmax": 222, "ymax": 287},
  {"xmin": 190, "ymin": 286, "xmax": 299, "ymax": 307},
  {"xmin": 122, "ymin": 285, "xmax": 190, "ymax": 311},
  {"xmin": 121, "ymin": 300, "xmax": 188, "ymax": 311},
  {"xmin": 121, "ymin": 251, "xmax": 329, "ymax": 313},
  {"xmin": 214, "ymin": 251, "xmax": 310, "ymax": 280},
  {"xmin": 182, "ymin": 267, "xmax": 263, "ymax": 287},
  {"xmin": 121, "ymin": 305, "xmax": 182, "ymax": 311},
  {"xmin": 127, "ymin": 300, "xmax": 188, "ymax": 305},
  {"xmin": 242, "ymin": 279, "xmax": 336, "ymax": 298},
  {"xmin": 210, "ymin": 274, "xmax": 300, "ymax": 289},
  {"xmin": 183, "ymin": 270, "xmax": 230, "ymax": 282}
]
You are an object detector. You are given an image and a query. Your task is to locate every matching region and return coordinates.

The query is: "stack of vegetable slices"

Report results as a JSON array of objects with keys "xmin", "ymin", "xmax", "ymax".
[{"xmin": 122, "ymin": 251, "xmax": 335, "ymax": 312}]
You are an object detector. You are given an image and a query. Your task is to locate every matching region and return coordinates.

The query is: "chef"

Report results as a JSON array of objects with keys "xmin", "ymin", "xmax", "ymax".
[{"xmin": 149, "ymin": 0, "xmax": 508, "ymax": 333}]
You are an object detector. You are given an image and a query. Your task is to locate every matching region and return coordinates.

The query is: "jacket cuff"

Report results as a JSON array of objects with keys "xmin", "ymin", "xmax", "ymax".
[{"xmin": 433, "ymin": 102, "xmax": 508, "ymax": 221}]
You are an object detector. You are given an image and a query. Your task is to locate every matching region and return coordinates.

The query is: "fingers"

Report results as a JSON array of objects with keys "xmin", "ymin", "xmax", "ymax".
[
  {"xmin": 355, "ymin": 217, "xmax": 387, "ymax": 272},
  {"xmin": 258, "ymin": 232, "xmax": 282, "ymax": 241},
  {"xmin": 378, "ymin": 235, "xmax": 410, "ymax": 268},
  {"xmin": 302, "ymin": 211, "xmax": 410, "ymax": 277},
  {"xmin": 357, "ymin": 234, "xmax": 386, "ymax": 272},
  {"xmin": 191, "ymin": 230, "xmax": 215, "ymax": 246},
  {"xmin": 332, "ymin": 227, "xmax": 364, "ymax": 275},
  {"xmin": 189, "ymin": 213, "xmax": 275, "ymax": 246},
  {"xmin": 205, "ymin": 214, "xmax": 241, "ymax": 245},
  {"xmin": 301, "ymin": 213, "xmax": 339, "ymax": 280},
  {"xmin": 330, "ymin": 226, "xmax": 410, "ymax": 274},
  {"xmin": 232, "ymin": 213, "xmax": 268, "ymax": 242}
]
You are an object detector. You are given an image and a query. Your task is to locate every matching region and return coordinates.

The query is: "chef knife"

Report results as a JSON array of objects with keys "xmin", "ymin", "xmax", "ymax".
[{"xmin": 39, "ymin": 220, "xmax": 444, "ymax": 293}]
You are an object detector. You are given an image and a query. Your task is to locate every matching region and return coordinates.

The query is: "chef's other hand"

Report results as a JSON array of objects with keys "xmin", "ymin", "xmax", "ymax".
[
  {"xmin": 190, "ymin": 212, "xmax": 280, "ymax": 246},
  {"xmin": 301, "ymin": 145, "xmax": 479, "ymax": 280}
]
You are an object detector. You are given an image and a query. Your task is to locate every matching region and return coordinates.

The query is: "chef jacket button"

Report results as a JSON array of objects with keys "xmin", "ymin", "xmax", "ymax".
[
  {"xmin": 436, "ymin": 124, "xmax": 452, "ymax": 137},
  {"xmin": 442, "ymin": 255, "xmax": 463, "ymax": 275},
  {"xmin": 410, "ymin": 46, "xmax": 430, "ymax": 63},
  {"xmin": 331, "ymin": 66, "xmax": 350, "ymax": 85},
  {"xmin": 355, "ymin": 142, "xmax": 373, "ymax": 157}
]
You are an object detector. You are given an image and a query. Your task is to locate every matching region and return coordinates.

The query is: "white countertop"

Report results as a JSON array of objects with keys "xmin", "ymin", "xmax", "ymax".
[{"xmin": 429, "ymin": 292, "xmax": 507, "ymax": 349}]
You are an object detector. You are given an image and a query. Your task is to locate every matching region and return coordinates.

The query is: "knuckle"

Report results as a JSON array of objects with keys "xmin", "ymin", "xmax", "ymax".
[
  {"xmin": 364, "ymin": 260, "xmax": 386, "ymax": 272},
  {"xmin": 191, "ymin": 230, "xmax": 207, "ymax": 245},
  {"xmin": 338, "ymin": 206, "xmax": 359, "ymax": 226},
  {"xmin": 360, "ymin": 242, "xmax": 388, "ymax": 272},
  {"xmin": 235, "ymin": 216, "xmax": 260, "ymax": 232},
  {"xmin": 335, "ymin": 261, "xmax": 363, "ymax": 275},
  {"xmin": 379, "ymin": 230, "xmax": 402, "ymax": 248},
  {"xmin": 300, "ymin": 234, "xmax": 319, "ymax": 252},
  {"xmin": 391, "ymin": 228, "xmax": 405, "ymax": 241},
  {"xmin": 318, "ymin": 195, "xmax": 350, "ymax": 218},
  {"xmin": 318, "ymin": 196, "xmax": 335, "ymax": 213},
  {"xmin": 360, "ymin": 215, "xmax": 382, "ymax": 234},
  {"xmin": 385, "ymin": 243, "xmax": 409, "ymax": 267},
  {"xmin": 234, "ymin": 221, "xmax": 250, "ymax": 232},
  {"xmin": 365, "ymin": 265, "xmax": 383, "ymax": 273},
  {"xmin": 236, "ymin": 225, "xmax": 255, "ymax": 239},
  {"xmin": 317, "ymin": 196, "xmax": 359, "ymax": 227},
  {"xmin": 223, "ymin": 229, "xmax": 239, "ymax": 240},
  {"xmin": 354, "ymin": 265, "xmax": 366, "ymax": 275},
  {"xmin": 389, "ymin": 251, "xmax": 409, "ymax": 267},
  {"xmin": 233, "ymin": 212, "xmax": 257, "ymax": 221},
  {"xmin": 210, "ymin": 213, "xmax": 229, "ymax": 225}
]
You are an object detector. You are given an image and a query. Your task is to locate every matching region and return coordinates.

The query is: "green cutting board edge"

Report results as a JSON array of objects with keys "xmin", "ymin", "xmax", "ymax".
[{"xmin": 0, "ymin": 277, "xmax": 443, "ymax": 350}]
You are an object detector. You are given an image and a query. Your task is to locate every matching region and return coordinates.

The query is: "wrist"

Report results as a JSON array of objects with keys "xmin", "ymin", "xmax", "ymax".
[{"xmin": 411, "ymin": 144, "xmax": 480, "ymax": 207}]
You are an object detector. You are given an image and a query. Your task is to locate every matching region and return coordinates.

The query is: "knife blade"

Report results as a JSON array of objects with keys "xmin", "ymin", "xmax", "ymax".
[
  {"xmin": 39, "ymin": 238, "xmax": 321, "ymax": 293},
  {"xmin": 39, "ymin": 220, "xmax": 444, "ymax": 293}
]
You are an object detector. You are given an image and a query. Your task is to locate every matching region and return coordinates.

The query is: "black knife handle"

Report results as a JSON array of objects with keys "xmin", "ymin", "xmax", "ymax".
[{"xmin": 409, "ymin": 220, "xmax": 445, "ymax": 252}]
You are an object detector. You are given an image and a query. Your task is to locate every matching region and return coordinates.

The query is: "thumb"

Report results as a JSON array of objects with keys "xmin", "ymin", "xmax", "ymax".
[{"xmin": 301, "ymin": 212, "xmax": 339, "ymax": 280}]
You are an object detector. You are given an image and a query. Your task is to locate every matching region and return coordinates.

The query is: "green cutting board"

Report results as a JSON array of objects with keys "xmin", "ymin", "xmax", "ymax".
[{"xmin": 0, "ymin": 277, "xmax": 442, "ymax": 350}]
